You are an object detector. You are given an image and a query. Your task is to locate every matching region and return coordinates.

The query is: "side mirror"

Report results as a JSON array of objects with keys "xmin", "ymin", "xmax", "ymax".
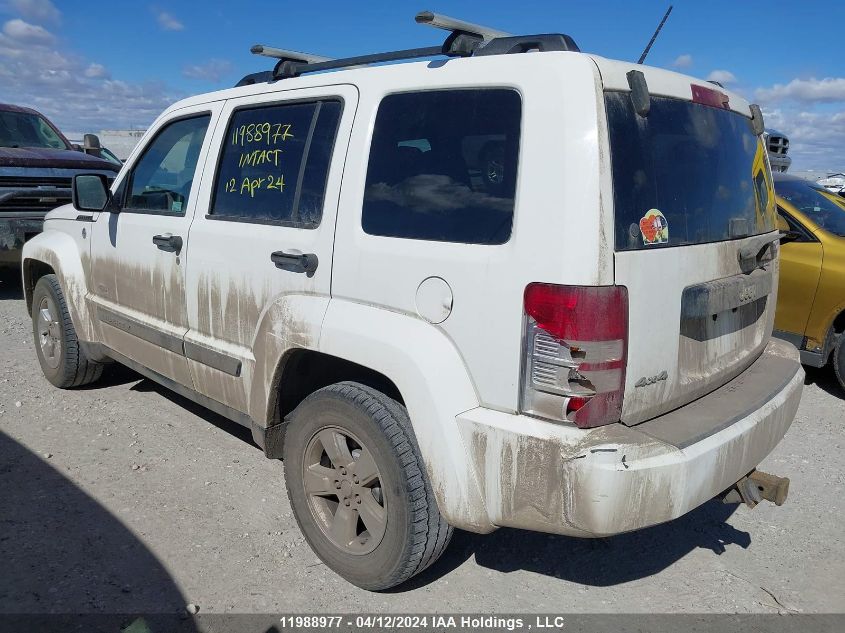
[
  {"xmin": 83, "ymin": 133, "xmax": 102, "ymax": 152},
  {"xmin": 72, "ymin": 174, "xmax": 111, "ymax": 212},
  {"xmin": 779, "ymin": 231, "xmax": 802, "ymax": 245}
]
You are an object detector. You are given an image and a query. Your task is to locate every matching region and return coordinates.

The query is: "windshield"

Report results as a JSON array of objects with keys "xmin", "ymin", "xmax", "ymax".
[
  {"xmin": 776, "ymin": 179, "xmax": 845, "ymax": 237},
  {"xmin": 606, "ymin": 93, "xmax": 775, "ymax": 250},
  {"xmin": 0, "ymin": 110, "xmax": 69, "ymax": 150}
]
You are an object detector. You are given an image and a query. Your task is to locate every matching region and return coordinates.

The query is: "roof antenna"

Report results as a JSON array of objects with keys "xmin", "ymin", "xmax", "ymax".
[{"xmin": 637, "ymin": 5, "xmax": 673, "ymax": 64}]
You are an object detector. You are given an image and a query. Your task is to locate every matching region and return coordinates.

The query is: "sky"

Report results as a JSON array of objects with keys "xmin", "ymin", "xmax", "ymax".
[{"xmin": 0, "ymin": 0, "xmax": 843, "ymax": 172}]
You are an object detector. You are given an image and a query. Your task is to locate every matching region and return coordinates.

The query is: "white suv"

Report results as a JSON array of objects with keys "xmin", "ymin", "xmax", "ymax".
[{"xmin": 21, "ymin": 13, "xmax": 802, "ymax": 590}]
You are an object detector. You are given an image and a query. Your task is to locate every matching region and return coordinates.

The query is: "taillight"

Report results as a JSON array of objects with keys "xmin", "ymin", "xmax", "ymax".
[{"xmin": 520, "ymin": 284, "xmax": 628, "ymax": 428}]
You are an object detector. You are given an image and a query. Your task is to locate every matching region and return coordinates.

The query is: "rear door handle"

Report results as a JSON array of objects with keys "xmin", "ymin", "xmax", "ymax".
[
  {"xmin": 152, "ymin": 233, "xmax": 183, "ymax": 253},
  {"xmin": 271, "ymin": 250, "xmax": 318, "ymax": 274}
]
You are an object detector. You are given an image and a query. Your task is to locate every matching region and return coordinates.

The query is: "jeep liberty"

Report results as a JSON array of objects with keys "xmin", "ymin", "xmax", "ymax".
[{"xmin": 21, "ymin": 13, "xmax": 803, "ymax": 590}]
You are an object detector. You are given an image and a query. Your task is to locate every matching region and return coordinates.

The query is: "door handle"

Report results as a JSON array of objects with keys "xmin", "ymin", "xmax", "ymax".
[
  {"xmin": 271, "ymin": 250, "xmax": 318, "ymax": 274},
  {"xmin": 738, "ymin": 233, "xmax": 778, "ymax": 272},
  {"xmin": 152, "ymin": 233, "xmax": 183, "ymax": 253}
]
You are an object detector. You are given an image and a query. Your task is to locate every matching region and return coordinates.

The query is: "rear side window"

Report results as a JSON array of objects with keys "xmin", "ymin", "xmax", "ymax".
[
  {"xmin": 362, "ymin": 89, "xmax": 521, "ymax": 245},
  {"xmin": 211, "ymin": 100, "xmax": 341, "ymax": 227}
]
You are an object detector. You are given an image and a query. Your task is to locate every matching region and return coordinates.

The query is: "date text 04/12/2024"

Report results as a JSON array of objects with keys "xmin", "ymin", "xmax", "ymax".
[{"xmin": 276, "ymin": 615, "xmax": 568, "ymax": 630}]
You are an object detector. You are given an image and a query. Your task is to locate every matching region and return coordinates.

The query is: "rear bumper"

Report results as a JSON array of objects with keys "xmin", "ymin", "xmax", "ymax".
[
  {"xmin": 456, "ymin": 338, "xmax": 803, "ymax": 537},
  {"xmin": 0, "ymin": 214, "xmax": 46, "ymax": 267}
]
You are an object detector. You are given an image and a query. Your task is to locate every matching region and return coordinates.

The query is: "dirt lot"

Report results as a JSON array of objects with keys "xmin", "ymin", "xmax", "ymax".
[{"xmin": 1, "ymin": 274, "xmax": 843, "ymax": 615}]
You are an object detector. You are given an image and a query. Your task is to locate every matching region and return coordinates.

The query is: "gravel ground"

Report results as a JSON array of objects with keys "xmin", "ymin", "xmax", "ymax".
[{"xmin": 1, "ymin": 274, "xmax": 843, "ymax": 615}]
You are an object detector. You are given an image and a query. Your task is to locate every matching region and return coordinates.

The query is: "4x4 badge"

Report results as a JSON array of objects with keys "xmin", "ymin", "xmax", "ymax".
[
  {"xmin": 635, "ymin": 370, "xmax": 668, "ymax": 388},
  {"xmin": 639, "ymin": 209, "xmax": 669, "ymax": 245}
]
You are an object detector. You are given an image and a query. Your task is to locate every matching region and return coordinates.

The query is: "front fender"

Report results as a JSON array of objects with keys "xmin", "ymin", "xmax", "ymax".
[
  {"xmin": 318, "ymin": 299, "xmax": 493, "ymax": 533},
  {"xmin": 22, "ymin": 228, "xmax": 93, "ymax": 341}
]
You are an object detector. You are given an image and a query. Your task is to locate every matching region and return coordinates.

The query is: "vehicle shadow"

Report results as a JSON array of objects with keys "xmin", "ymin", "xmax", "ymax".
[
  {"xmin": 804, "ymin": 364, "xmax": 843, "ymax": 399},
  {"xmin": 0, "ymin": 429, "xmax": 199, "ymax": 631},
  {"xmin": 117, "ymin": 372, "xmax": 750, "ymax": 594},
  {"xmin": 398, "ymin": 499, "xmax": 747, "ymax": 591},
  {"xmin": 0, "ymin": 272, "xmax": 24, "ymax": 301},
  {"xmin": 129, "ymin": 378, "xmax": 258, "ymax": 448}
]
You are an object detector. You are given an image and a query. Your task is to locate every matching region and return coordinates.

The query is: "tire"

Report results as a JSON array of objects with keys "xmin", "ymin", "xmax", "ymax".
[
  {"xmin": 31, "ymin": 274, "xmax": 103, "ymax": 388},
  {"xmin": 283, "ymin": 381, "xmax": 452, "ymax": 590},
  {"xmin": 834, "ymin": 335, "xmax": 845, "ymax": 392}
]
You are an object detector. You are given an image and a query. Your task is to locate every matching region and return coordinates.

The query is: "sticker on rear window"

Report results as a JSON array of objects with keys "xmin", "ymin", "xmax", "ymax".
[{"xmin": 639, "ymin": 209, "xmax": 669, "ymax": 246}]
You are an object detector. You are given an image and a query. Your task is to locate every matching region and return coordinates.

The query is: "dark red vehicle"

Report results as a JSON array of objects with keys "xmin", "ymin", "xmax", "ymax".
[{"xmin": 0, "ymin": 103, "xmax": 119, "ymax": 271}]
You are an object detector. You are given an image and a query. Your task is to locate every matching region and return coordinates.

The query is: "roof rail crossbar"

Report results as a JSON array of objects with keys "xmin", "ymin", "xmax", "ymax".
[
  {"xmin": 414, "ymin": 11, "xmax": 511, "ymax": 41},
  {"xmin": 273, "ymin": 45, "xmax": 444, "ymax": 80},
  {"xmin": 250, "ymin": 45, "xmax": 334, "ymax": 65}
]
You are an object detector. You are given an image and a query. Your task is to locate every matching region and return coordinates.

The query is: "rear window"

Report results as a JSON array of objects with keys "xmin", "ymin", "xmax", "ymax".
[
  {"xmin": 606, "ymin": 93, "xmax": 775, "ymax": 251},
  {"xmin": 362, "ymin": 89, "xmax": 521, "ymax": 245}
]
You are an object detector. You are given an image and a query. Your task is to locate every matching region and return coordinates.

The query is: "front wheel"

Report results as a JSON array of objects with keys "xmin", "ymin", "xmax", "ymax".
[
  {"xmin": 283, "ymin": 382, "xmax": 452, "ymax": 590},
  {"xmin": 31, "ymin": 274, "xmax": 103, "ymax": 388}
]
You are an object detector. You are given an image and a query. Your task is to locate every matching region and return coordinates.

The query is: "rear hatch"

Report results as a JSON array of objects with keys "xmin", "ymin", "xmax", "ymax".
[{"xmin": 603, "ymin": 72, "xmax": 778, "ymax": 425}]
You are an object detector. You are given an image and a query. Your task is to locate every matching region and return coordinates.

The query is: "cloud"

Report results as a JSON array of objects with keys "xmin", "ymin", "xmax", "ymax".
[
  {"xmin": 753, "ymin": 76, "xmax": 845, "ymax": 170},
  {"xmin": 761, "ymin": 108, "xmax": 845, "ymax": 171},
  {"xmin": 672, "ymin": 54, "xmax": 692, "ymax": 69},
  {"xmin": 182, "ymin": 58, "xmax": 233, "ymax": 82},
  {"xmin": 2, "ymin": 17, "xmax": 53, "ymax": 44},
  {"xmin": 706, "ymin": 69, "xmax": 737, "ymax": 85},
  {"xmin": 84, "ymin": 62, "xmax": 110, "ymax": 79},
  {"xmin": 0, "ymin": 18, "xmax": 178, "ymax": 132},
  {"xmin": 3, "ymin": 0, "xmax": 60, "ymax": 24},
  {"xmin": 155, "ymin": 10, "xmax": 183, "ymax": 31},
  {"xmin": 755, "ymin": 77, "xmax": 845, "ymax": 104}
]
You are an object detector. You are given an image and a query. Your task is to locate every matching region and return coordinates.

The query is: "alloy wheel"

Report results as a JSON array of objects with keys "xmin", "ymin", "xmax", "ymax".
[{"xmin": 302, "ymin": 426, "xmax": 387, "ymax": 555}]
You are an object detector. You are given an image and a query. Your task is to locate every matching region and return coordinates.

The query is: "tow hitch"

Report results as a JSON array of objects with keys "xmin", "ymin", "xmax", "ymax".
[{"xmin": 720, "ymin": 469, "xmax": 790, "ymax": 508}]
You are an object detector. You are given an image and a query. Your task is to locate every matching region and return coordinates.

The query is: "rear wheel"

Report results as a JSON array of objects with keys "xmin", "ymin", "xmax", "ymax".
[
  {"xmin": 834, "ymin": 335, "xmax": 845, "ymax": 392},
  {"xmin": 283, "ymin": 382, "xmax": 452, "ymax": 590},
  {"xmin": 31, "ymin": 274, "xmax": 103, "ymax": 388}
]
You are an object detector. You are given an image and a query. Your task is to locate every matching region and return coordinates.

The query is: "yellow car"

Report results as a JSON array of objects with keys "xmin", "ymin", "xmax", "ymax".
[{"xmin": 774, "ymin": 173, "xmax": 845, "ymax": 390}]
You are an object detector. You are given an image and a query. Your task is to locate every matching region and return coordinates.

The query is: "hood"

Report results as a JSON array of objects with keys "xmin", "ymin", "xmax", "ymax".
[{"xmin": 0, "ymin": 146, "xmax": 120, "ymax": 172}]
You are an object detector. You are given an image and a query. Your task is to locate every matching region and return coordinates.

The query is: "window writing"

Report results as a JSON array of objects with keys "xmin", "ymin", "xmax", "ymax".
[{"xmin": 211, "ymin": 100, "xmax": 341, "ymax": 227}]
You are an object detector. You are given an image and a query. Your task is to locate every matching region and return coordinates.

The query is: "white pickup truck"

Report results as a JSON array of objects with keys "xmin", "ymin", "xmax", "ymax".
[{"xmin": 21, "ymin": 14, "xmax": 802, "ymax": 590}]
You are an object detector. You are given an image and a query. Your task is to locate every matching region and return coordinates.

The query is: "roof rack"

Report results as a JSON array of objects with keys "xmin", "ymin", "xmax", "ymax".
[
  {"xmin": 250, "ymin": 45, "xmax": 335, "ymax": 64},
  {"xmin": 236, "ymin": 10, "xmax": 580, "ymax": 86}
]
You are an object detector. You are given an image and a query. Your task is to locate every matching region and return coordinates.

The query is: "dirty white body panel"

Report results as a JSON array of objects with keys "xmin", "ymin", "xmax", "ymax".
[
  {"xmin": 21, "ymin": 51, "xmax": 803, "ymax": 536},
  {"xmin": 458, "ymin": 339, "xmax": 803, "ymax": 536},
  {"xmin": 183, "ymin": 85, "xmax": 359, "ymax": 421},
  {"xmin": 87, "ymin": 101, "xmax": 224, "ymax": 386},
  {"xmin": 331, "ymin": 54, "xmax": 611, "ymax": 414}
]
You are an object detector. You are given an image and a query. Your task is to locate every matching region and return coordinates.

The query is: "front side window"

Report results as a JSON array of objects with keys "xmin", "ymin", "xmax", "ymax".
[
  {"xmin": 777, "ymin": 208, "xmax": 814, "ymax": 242},
  {"xmin": 210, "ymin": 100, "xmax": 341, "ymax": 227},
  {"xmin": 126, "ymin": 115, "xmax": 210, "ymax": 215},
  {"xmin": 362, "ymin": 89, "xmax": 522, "ymax": 245}
]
